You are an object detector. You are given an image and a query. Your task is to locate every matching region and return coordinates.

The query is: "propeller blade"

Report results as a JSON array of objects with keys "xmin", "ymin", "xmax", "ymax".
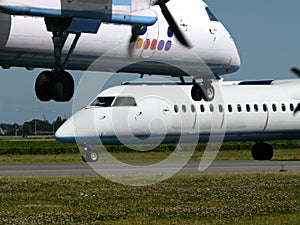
[
  {"xmin": 157, "ymin": 1, "xmax": 191, "ymax": 48},
  {"xmin": 291, "ymin": 67, "xmax": 300, "ymax": 78},
  {"xmin": 128, "ymin": 25, "xmax": 142, "ymax": 58}
]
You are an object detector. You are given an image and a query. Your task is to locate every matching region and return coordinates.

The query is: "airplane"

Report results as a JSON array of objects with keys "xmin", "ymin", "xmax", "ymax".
[
  {"xmin": 0, "ymin": 0, "xmax": 240, "ymax": 102},
  {"xmin": 55, "ymin": 79, "xmax": 300, "ymax": 162}
]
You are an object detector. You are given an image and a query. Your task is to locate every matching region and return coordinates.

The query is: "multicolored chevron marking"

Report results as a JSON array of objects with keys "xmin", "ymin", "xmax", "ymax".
[
  {"xmin": 136, "ymin": 38, "xmax": 172, "ymax": 51},
  {"xmin": 133, "ymin": 26, "xmax": 173, "ymax": 51}
]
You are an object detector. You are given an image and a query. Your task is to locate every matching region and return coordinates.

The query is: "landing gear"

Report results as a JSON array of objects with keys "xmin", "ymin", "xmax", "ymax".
[
  {"xmin": 35, "ymin": 71, "xmax": 74, "ymax": 102},
  {"xmin": 51, "ymin": 71, "xmax": 74, "ymax": 102},
  {"xmin": 251, "ymin": 142, "xmax": 274, "ymax": 160},
  {"xmin": 35, "ymin": 71, "xmax": 53, "ymax": 102},
  {"xmin": 191, "ymin": 80, "xmax": 215, "ymax": 102},
  {"xmin": 35, "ymin": 18, "xmax": 79, "ymax": 102},
  {"xmin": 81, "ymin": 147, "xmax": 99, "ymax": 163}
]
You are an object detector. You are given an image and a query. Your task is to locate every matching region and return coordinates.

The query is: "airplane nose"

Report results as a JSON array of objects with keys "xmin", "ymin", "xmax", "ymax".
[
  {"xmin": 55, "ymin": 108, "xmax": 99, "ymax": 143},
  {"xmin": 55, "ymin": 117, "xmax": 76, "ymax": 143},
  {"xmin": 230, "ymin": 49, "xmax": 241, "ymax": 73},
  {"xmin": 226, "ymin": 39, "xmax": 241, "ymax": 74}
]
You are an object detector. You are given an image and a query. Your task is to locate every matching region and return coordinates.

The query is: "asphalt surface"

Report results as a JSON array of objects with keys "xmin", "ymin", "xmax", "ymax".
[{"xmin": 0, "ymin": 160, "xmax": 299, "ymax": 177}]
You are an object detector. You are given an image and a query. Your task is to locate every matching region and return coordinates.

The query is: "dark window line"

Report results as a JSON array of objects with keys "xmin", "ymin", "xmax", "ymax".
[{"xmin": 174, "ymin": 104, "xmax": 296, "ymax": 113}]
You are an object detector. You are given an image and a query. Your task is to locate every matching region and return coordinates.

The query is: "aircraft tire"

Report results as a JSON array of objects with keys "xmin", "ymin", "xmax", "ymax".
[
  {"xmin": 82, "ymin": 150, "xmax": 99, "ymax": 162},
  {"xmin": 191, "ymin": 83, "xmax": 203, "ymax": 101},
  {"xmin": 203, "ymin": 84, "xmax": 215, "ymax": 102},
  {"xmin": 35, "ymin": 71, "xmax": 53, "ymax": 102},
  {"xmin": 251, "ymin": 143, "xmax": 273, "ymax": 160},
  {"xmin": 51, "ymin": 71, "xmax": 74, "ymax": 102}
]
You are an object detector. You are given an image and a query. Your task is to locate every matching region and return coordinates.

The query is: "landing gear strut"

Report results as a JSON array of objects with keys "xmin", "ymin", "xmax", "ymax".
[
  {"xmin": 191, "ymin": 79, "xmax": 215, "ymax": 102},
  {"xmin": 35, "ymin": 18, "xmax": 79, "ymax": 102},
  {"xmin": 251, "ymin": 142, "xmax": 274, "ymax": 160}
]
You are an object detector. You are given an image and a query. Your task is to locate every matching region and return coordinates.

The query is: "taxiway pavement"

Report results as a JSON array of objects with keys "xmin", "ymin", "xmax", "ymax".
[{"xmin": 0, "ymin": 160, "xmax": 299, "ymax": 177}]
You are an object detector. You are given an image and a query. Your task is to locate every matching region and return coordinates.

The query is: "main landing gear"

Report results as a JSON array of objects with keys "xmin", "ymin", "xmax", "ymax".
[
  {"xmin": 35, "ymin": 70, "xmax": 74, "ymax": 102},
  {"xmin": 251, "ymin": 142, "xmax": 274, "ymax": 160},
  {"xmin": 35, "ymin": 18, "xmax": 80, "ymax": 102},
  {"xmin": 191, "ymin": 79, "xmax": 215, "ymax": 102}
]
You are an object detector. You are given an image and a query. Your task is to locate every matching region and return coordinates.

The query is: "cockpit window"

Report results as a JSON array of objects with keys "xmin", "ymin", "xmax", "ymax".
[
  {"xmin": 90, "ymin": 96, "xmax": 137, "ymax": 107},
  {"xmin": 113, "ymin": 97, "xmax": 137, "ymax": 106},
  {"xmin": 206, "ymin": 7, "xmax": 219, "ymax": 22},
  {"xmin": 90, "ymin": 97, "xmax": 115, "ymax": 107}
]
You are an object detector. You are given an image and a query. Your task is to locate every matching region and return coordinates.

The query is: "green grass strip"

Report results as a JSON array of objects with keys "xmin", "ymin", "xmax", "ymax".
[{"xmin": 0, "ymin": 173, "xmax": 299, "ymax": 224}]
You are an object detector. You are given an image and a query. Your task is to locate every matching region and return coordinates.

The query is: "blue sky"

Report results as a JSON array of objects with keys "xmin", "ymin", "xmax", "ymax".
[{"xmin": 0, "ymin": 0, "xmax": 300, "ymax": 124}]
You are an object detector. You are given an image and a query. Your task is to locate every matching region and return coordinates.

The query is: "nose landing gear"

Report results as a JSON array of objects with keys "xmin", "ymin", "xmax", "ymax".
[{"xmin": 81, "ymin": 145, "xmax": 99, "ymax": 163}]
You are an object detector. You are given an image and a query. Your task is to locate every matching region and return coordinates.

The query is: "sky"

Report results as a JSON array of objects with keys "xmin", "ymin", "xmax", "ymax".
[{"xmin": 1, "ymin": 0, "xmax": 300, "ymax": 124}]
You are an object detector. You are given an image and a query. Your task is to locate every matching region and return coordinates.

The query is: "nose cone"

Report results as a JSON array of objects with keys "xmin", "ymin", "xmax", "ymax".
[
  {"xmin": 55, "ymin": 108, "xmax": 100, "ymax": 143},
  {"xmin": 55, "ymin": 117, "xmax": 76, "ymax": 143},
  {"xmin": 228, "ymin": 46, "xmax": 241, "ymax": 74}
]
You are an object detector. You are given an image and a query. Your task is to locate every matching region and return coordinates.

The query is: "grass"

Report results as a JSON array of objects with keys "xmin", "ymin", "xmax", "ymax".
[
  {"xmin": 0, "ymin": 148, "xmax": 299, "ymax": 164},
  {"xmin": 0, "ymin": 137, "xmax": 299, "ymax": 163},
  {"xmin": 0, "ymin": 173, "xmax": 299, "ymax": 224}
]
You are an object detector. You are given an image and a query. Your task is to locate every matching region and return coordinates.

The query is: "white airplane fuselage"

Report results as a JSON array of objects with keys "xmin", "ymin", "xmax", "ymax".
[
  {"xmin": 55, "ymin": 79, "xmax": 300, "ymax": 146},
  {"xmin": 0, "ymin": 0, "xmax": 240, "ymax": 76}
]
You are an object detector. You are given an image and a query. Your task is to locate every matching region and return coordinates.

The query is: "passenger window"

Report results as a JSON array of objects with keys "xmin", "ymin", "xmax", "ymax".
[
  {"xmin": 113, "ymin": 97, "xmax": 137, "ymax": 106},
  {"xmin": 174, "ymin": 105, "xmax": 179, "ymax": 113},
  {"xmin": 263, "ymin": 104, "xmax": 268, "ymax": 112},
  {"xmin": 210, "ymin": 104, "xmax": 214, "ymax": 112},
  {"xmin": 205, "ymin": 7, "xmax": 219, "ymax": 21},
  {"xmin": 254, "ymin": 104, "xmax": 259, "ymax": 112},
  {"xmin": 290, "ymin": 104, "xmax": 294, "ymax": 112},
  {"xmin": 182, "ymin": 105, "xmax": 187, "ymax": 113},
  {"xmin": 200, "ymin": 105, "xmax": 205, "ymax": 112},
  {"xmin": 281, "ymin": 104, "xmax": 286, "ymax": 112},
  {"xmin": 90, "ymin": 97, "xmax": 115, "ymax": 107},
  {"xmin": 228, "ymin": 104, "xmax": 233, "ymax": 112},
  {"xmin": 272, "ymin": 104, "xmax": 277, "ymax": 112},
  {"xmin": 191, "ymin": 105, "xmax": 196, "ymax": 113},
  {"xmin": 219, "ymin": 105, "xmax": 223, "ymax": 113},
  {"xmin": 246, "ymin": 104, "xmax": 251, "ymax": 112},
  {"xmin": 237, "ymin": 104, "xmax": 242, "ymax": 112}
]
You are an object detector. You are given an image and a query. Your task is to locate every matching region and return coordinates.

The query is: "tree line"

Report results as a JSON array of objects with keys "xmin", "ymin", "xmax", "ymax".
[{"xmin": 0, "ymin": 117, "xmax": 66, "ymax": 136}]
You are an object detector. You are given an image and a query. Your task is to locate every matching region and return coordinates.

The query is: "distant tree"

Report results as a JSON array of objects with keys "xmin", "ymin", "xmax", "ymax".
[
  {"xmin": 1, "ymin": 115, "xmax": 67, "ymax": 136},
  {"xmin": 53, "ymin": 116, "xmax": 65, "ymax": 131},
  {"xmin": 22, "ymin": 122, "xmax": 32, "ymax": 136}
]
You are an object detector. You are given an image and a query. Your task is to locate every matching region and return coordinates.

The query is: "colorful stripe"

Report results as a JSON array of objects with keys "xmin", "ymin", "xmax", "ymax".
[{"xmin": 136, "ymin": 38, "xmax": 172, "ymax": 51}]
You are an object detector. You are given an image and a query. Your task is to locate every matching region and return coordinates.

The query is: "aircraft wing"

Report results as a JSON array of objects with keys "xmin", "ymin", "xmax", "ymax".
[{"xmin": 0, "ymin": 0, "xmax": 157, "ymax": 33}]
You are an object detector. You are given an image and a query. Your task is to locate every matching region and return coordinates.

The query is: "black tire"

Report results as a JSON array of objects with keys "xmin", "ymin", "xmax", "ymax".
[
  {"xmin": 89, "ymin": 150, "xmax": 99, "ymax": 162},
  {"xmin": 51, "ymin": 71, "xmax": 74, "ymax": 102},
  {"xmin": 202, "ymin": 84, "xmax": 215, "ymax": 102},
  {"xmin": 191, "ymin": 83, "xmax": 203, "ymax": 101},
  {"xmin": 252, "ymin": 143, "xmax": 273, "ymax": 160},
  {"xmin": 82, "ymin": 150, "xmax": 99, "ymax": 162},
  {"xmin": 35, "ymin": 71, "xmax": 53, "ymax": 101}
]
